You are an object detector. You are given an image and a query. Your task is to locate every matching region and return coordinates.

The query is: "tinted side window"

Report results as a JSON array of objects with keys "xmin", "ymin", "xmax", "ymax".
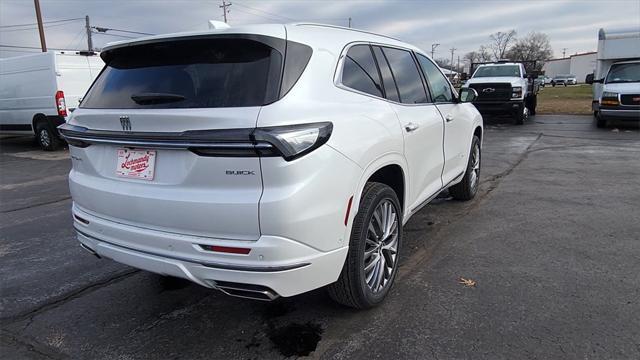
[
  {"xmin": 381, "ymin": 47, "xmax": 428, "ymax": 104},
  {"xmin": 416, "ymin": 54, "xmax": 453, "ymax": 103},
  {"xmin": 341, "ymin": 45, "xmax": 383, "ymax": 97},
  {"xmin": 371, "ymin": 46, "xmax": 400, "ymax": 102}
]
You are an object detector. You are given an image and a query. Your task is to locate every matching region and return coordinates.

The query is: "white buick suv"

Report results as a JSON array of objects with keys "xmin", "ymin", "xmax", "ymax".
[{"xmin": 60, "ymin": 23, "xmax": 483, "ymax": 309}]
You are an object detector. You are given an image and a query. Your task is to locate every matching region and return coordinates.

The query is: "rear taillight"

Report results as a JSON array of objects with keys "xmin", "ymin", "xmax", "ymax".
[{"xmin": 55, "ymin": 90, "xmax": 67, "ymax": 117}]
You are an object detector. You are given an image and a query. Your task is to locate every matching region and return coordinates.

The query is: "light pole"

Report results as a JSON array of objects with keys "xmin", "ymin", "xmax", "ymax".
[{"xmin": 431, "ymin": 43, "xmax": 440, "ymax": 59}]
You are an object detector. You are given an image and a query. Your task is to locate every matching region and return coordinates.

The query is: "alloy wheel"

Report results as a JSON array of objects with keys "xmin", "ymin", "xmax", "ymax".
[
  {"xmin": 39, "ymin": 129, "xmax": 51, "ymax": 148},
  {"xmin": 364, "ymin": 200, "xmax": 399, "ymax": 293},
  {"xmin": 470, "ymin": 143, "xmax": 481, "ymax": 191}
]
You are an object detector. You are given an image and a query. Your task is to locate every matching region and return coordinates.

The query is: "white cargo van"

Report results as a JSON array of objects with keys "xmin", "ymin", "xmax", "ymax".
[
  {"xmin": 0, "ymin": 51, "xmax": 104, "ymax": 150},
  {"xmin": 586, "ymin": 27, "xmax": 640, "ymax": 127}
]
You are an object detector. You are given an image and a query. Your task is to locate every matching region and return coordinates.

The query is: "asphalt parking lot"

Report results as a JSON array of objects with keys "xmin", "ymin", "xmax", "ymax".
[{"xmin": 1, "ymin": 115, "xmax": 639, "ymax": 359}]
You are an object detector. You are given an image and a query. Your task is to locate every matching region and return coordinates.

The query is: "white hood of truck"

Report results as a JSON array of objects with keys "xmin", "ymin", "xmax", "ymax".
[
  {"xmin": 603, "ymin": 82, "xmax": 640, "ymax": 94},
  {"xmin": 464, "ymin": 77, "xmax": 520, "ymax": 87}
]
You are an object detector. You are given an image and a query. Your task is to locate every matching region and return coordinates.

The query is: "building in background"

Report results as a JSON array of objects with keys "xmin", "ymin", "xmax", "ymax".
[{"xmin": 543, "ymin": 52, "xmax": 597, "ymax": 83}]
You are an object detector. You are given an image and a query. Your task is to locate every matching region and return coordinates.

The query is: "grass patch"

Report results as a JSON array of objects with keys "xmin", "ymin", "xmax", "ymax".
[{"xmin": 537, "ymin": 85, "xmax": 593, "ymax": 115}]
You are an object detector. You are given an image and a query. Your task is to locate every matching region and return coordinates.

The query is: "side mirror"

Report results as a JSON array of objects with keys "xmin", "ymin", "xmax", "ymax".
[
  {"xmin": 459, "ymin": 88, "xmax": 478, "ymax": 103},
  {"xmin": 585, "ymin": 73, "xmax": 594, "ymax": 84}
]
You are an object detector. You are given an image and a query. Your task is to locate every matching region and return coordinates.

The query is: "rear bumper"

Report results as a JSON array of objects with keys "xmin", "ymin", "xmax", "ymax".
[
  {"xmin": 73, "ymin": 203, "xmax": 348, "ymax": 297},
  {"xmin": 472, "ymin": 100, "xmax": 524, "ymax": 115}
]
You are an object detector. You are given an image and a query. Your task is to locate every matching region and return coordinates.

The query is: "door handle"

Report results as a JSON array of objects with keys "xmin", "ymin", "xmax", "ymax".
[
  {"xmin": 405, "ymin": 123, "xmax": 419, "ymax": 132},
  {"xmin": 445, "ymin": 114, "xmax": 454, "ymax": 122}
]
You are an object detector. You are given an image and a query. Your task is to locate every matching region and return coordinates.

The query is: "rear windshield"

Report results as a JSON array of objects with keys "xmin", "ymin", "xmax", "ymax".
[
  {"xmin": 473, "ymin": 65, "xmax": 520, "ymax": 78},
  {"xmin": 81, "ymin": 37, "xmax": 284, "ymax": 109}
]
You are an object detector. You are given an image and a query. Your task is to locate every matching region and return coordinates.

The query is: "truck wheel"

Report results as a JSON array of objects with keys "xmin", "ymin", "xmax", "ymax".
[
  {"xmin": 449, "ymin": 135, "xmax": 481, "ymax": 201},
  {"xmin": 328, "ymin": 182, "xmax": 402, "ymax": 309},
  {"xmin": 514, "ymin": 104, "xmax": 526, "ymax": 125},
  {"xmin": 527, "ymin": 95, "xmax": 537, "ymax": 116},
  {"xmin": 596, "ymin": 113, "xmax": 607, "ymax": 128},
  {"xmin": 35, "ymin": 122, "xmax": 62, "ymax": 151}
]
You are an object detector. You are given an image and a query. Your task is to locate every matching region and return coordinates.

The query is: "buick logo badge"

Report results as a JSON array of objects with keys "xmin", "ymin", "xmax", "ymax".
[
  {"xmin": 119, "ymin": 116, "xmax": 131, "ymax": 132},
  {"xmin": 482, "ymin": 88, "xmax": 496, "ymax": 93}
]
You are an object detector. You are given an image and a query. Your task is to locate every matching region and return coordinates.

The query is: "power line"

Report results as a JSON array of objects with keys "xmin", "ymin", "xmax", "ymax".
[
  {"xmin": 91, "ymin": 32, "xmax": 136, "ymax": 39},
  {"xmin": 232, "ymin": 7, "xmax": 286, "ymax": 22},
  {"xmin": 0, "ymin": 44, "xmax": 81, "ymax": 51},
  {"xmin": 233, "ymin": 1, "xmax": 296, "ymax": 22},
  {"xmin": 0, "ymin": 17, "xmax": 83, "ymax": 29},
  {"xmin": 0, "ymin": 20, "xmax": 81, "ymax": 32},
  {"xmin": 92, "ymin": 27, "xmax": 155, "ymax": 36}
]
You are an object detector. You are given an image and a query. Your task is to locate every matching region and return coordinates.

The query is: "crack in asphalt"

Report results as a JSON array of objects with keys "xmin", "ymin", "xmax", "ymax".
[
  {"xmin": 1, "ymin": 269, "xmax": 139, "ymax": 327},
  {"xmin": 1, "ymin": 197, "xmax": 72, "ymax": 214}
]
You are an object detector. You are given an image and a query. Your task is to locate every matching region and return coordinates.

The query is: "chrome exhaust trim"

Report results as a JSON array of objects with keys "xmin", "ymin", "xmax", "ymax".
[
  {"xmin": 213, "ymin": 281, "xmax": 280, "ymax": 301},
  {"xmin": 79, "ymin": 242, "xmax": 101, "ymax": 259}
]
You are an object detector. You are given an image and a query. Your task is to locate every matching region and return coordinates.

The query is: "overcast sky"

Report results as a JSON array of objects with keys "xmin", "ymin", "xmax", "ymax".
[{"xmin": 1, "ymin": 0, "xmax": 639, "ymax": 60}]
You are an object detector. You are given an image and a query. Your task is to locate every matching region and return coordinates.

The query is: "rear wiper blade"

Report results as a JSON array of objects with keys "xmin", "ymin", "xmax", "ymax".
[{"xmin": 131, "ymin": 93, "xmax": 186, "ymax": 105}]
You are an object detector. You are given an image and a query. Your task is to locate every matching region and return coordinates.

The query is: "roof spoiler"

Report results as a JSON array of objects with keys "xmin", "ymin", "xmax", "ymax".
[{"xmin": 208, "ymin": 20, "xmax": 230, "ymax": 30}]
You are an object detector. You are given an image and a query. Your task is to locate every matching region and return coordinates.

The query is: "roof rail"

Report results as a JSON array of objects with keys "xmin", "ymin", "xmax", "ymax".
[{"xmin": 292, "ymin": 23, "xmax": 403, "ymax": 42}]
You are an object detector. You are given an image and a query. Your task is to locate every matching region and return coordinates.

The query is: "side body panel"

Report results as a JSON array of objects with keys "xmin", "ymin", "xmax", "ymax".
[{"xmin": 0, "ymin": 52, "xmax": 57, "ymax": 129}]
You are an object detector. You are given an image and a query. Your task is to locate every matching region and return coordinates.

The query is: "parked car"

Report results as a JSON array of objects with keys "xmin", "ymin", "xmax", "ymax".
[
  {"xmin": 588, "ymin": 60, "xmax": 640, "ymax": 127},
  {"xmin": 59, "ymin": 23, "xmax": 483, "ymax": 309},
  {"xmin": 543, "ymin": 75, "xmax": 553, "ymax": 85},
  {"xmin": 551, "ymin": 74, "xmax": 577, "ymax": 86},
  {"xmin": 0, "ymin": 51, "xmax": 103, "ymax": 150},
  {"xmin": 461, "ymin": 61, "xmax": 539, "ymax": 124}
]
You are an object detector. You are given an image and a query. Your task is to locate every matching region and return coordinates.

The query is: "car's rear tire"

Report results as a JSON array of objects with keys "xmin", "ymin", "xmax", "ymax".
[
  {"xmin": 328, "ymin": 182, "xmax": 402, "ymax": 309},
  {"xmin": 35, "ymin": 121, "xmax": 62, "ymax": 151},
  {"xmin": 449, "ymin": 135, "xmax": 481, "ymax": 201}
]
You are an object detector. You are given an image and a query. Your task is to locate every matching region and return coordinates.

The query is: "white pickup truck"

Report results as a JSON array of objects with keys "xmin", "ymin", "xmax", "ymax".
[{"xmin": 462, "ymin": 61, "xmax": 539, "ymax": 125}]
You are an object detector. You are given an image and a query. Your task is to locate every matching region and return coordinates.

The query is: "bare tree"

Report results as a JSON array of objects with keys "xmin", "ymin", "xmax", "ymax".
[
  {"xmin": 506, "ymin": 32, "xmax": 553, "ymax": 70},
  {"xmin": 489, "ymin": 30, "xmax": 517, "ymax": 60},
  {"xmin": 434, "ymin": 57, "xmax": 450, "ymax": 69}
]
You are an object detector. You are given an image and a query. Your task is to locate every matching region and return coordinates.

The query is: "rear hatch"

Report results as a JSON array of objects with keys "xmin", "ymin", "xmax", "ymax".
[{"xmin": 64, "ymin": 32, "xmax": 286, "ymax": 240}]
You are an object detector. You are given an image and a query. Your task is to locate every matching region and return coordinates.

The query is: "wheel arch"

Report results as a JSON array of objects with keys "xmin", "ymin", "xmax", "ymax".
[
  {"xmin": 350, "ymin": 154, "xmax": 409, "ymax": 224},
  {"xmin": 32, "ymin": 113, "xmax": 48, "ymax": 134}
]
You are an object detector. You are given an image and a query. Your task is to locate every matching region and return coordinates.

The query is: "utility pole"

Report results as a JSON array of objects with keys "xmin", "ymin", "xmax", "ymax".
[
  {"xmin": 85, "ymin": 15, "xmax": 93, "ymax": 52},
  {"xmin": 562, "ymin": 48, "xmax": 568, "ymax": 58},
  {"xmin": 33, "ymin": 0, "xmax": 46, "ymax": 52},
  {"xmin": 220, "ymin": 1, "xmax": 232, "ymax": 23},
  {"xmin": 457, "ymin": 55, "xmax": 460, "ymax": 73},
  {"xmin": 431, "ymin": 43, "xmax": 439, "ymax": 59},
  {"xmin": 348, "ymin": 17, "xmax": 352, "ymax": 28},
  {"xmin": 450, "ymin": 47, "xmax": 456, "ymax": 72}
]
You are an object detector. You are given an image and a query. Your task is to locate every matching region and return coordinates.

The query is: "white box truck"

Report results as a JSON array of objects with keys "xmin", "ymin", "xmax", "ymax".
[
  {"xmin": 586, "ymin": 27, "xmax": 640, "ymax": 127},
  {"xmin": 0, "ymin": 51, "xmax": 104, "ymax": 150}
]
